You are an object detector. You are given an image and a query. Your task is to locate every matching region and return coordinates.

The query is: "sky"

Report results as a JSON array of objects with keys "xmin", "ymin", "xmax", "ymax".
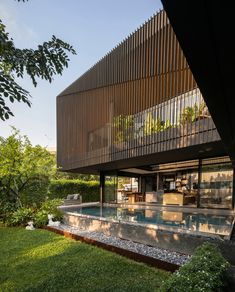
[{"xmin": 0, "ymin": 0, "xmax": 162, "ymax": 148}]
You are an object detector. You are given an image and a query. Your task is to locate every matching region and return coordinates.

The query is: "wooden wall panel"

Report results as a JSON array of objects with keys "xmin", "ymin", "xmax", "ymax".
[{"xmin": 57, "ymin": 10, "xmax": 220, "ymax": 172}]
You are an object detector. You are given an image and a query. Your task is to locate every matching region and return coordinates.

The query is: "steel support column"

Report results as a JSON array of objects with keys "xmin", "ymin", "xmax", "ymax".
[{"xmin": 99, "ymin": 172, "xmax": 105, "ymax": 204}]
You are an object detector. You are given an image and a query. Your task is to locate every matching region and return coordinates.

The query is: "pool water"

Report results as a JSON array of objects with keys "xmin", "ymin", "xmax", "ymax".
[{"xmin": 64, "ymin": 206, "xmax": 234, "ymax": 237}]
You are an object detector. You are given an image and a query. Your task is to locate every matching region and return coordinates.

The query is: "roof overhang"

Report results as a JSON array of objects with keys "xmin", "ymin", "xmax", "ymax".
[
  {"xmin": 161, "ymin": 0, "xmax": 235, "ymax": 166},
  {"xmin": 63, "ymin": 141, "xmax": 225, "ymax": 174}
]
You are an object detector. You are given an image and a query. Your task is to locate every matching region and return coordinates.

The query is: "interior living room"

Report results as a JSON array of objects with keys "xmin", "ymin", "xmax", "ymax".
[{"xmin": 103, "ymin": 156, "xmax": 233, "ymax": 210}]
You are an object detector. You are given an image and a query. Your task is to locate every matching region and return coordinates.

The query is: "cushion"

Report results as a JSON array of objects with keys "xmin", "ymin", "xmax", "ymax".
[
  {"xmin": 73, "ymin": 194, "xmax": 79, "ymax": 200},
  {"xmin": 67, "ymin": 194, "xmax": 74, "ymax": 200}
]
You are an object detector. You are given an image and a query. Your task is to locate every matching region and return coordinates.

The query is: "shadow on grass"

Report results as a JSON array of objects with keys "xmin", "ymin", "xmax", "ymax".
[{"xmin": 0, "ymin": 228, "xmax": 169, "ymax": 292}]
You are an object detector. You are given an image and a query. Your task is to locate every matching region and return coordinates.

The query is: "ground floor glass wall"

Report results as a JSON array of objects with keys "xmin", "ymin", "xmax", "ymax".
[
  {"xmin": 104, "ymin": 176, "xmax": 140, "ymax": 203},
  {"xmin": 117, "ymin": 177, "xmax": 139, "ymax": 203},
  {"xmin": 103, "ymin": 156, "xmax": 233, "ymax": 209},
  {"xmin": 104, "ymin": 176, "xmax": 117, "ymax": 203},
  {"xmin": 157, "ymin": 168, "xmax": 199, "ymax": 207},
  {"xmin": 200, "ymin": 158, "xmax": 233, "ymax": 209}
]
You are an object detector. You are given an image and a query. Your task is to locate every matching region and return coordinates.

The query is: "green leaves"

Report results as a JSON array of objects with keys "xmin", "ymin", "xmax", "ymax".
[
  {"xmin": 48, "ymin": 179, "xmax": 99, "ymax": 202},
  {"xmin": 0, "ymin": 128, "xmax": 56, "ymax": 207},
  {"xmin": 162, "ymin": 242, "xmax": 230, "ymax": 292},
  {"xmin": 0, "ymin": 12, "xmax": 76, "ymax": 121},
  {"xmin": 179, "ymin": 102, "xmax": 209, "ymax": 125},
  {"xmin": 0, "ymin": 73, "xmax": 31, "ymax": 120},
  {"xmin": 6, "ymin": 207, "xmax": 34, "ymax": 226},
  {"xmin": 8, "ymin": 36, "xmax": 76, "ymax": 88}
]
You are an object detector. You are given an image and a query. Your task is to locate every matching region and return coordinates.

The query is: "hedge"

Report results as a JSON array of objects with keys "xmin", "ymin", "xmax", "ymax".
[
  {"xmin": 48, "ymin": 179, "xmax": 99, "ymax": 203},
  {"xmin": 21, "ymin": 178, "xmax": 50, "ymax": 207}
]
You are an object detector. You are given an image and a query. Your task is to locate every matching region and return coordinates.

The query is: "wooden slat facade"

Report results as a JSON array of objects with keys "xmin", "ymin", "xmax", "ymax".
[{"xmin": 57, "ymin": 10, "xmax": 222, "ymax": 173}]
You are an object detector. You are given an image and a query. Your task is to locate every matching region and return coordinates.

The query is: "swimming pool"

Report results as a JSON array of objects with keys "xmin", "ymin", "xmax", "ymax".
[{"xmin": 63, "ymin": 205, "xmax": 234, "ymax": 237}]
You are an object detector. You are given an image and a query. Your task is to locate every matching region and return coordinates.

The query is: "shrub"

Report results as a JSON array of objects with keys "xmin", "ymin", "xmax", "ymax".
[
  {"xmin": 33, "ymin": 210, "xmax": 48, "ymax": 228},
  {"xmin": 7, "ymin": 207, "xmax": 34, "ymax": 226},
  {"xmin": 0, "ymin": 201, "xmax": 18, "ymax": 223},
  {"xmin": 34, "ymin": 199, "xmax": 63, "ymax": 228},
  {"xmin": 20, "ymin": 178, "xmax": 50, "ymax": 208},
  {"xmin": 40, "ymin": 199, "xmax": 63, "ymax": 220},
  {"xmin": 162, "ymin": 242, "xmax": 230, "ymax": 292},
  {"xmin": 48, "ymin": 179, "xmax": 99, "ymax": 202},
  {"xmin": 5, "ymin": 199, "xmax": 63, "ymax": 228}
]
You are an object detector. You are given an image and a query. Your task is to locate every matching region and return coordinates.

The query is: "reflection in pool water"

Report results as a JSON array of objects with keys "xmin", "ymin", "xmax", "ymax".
[{"xmin": 64, "ymin": 206, "xmax": 234, "ymax": 237}]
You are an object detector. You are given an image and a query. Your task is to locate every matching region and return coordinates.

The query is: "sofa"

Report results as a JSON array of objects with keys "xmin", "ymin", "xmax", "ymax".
[{"xmin": 63, "ymin": 193, "xmax": 82, "ymax": 205}]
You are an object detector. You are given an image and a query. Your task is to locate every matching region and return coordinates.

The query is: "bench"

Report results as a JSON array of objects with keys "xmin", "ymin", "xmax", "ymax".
[{"xmin": 63, "ymin": 193, "xmax": 82, "ymax": 205}]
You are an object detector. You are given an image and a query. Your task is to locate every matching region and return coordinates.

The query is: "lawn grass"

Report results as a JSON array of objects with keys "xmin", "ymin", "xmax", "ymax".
[{"xmin": 0, "ymin": 227, "xmax": 169, "ymax": 292}]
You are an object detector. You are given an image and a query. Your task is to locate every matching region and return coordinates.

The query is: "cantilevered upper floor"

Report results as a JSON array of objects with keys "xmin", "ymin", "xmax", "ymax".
[
  {"xmin": 57, "ymin": 10, "xmax": 224, "ymax": 173},
  {"xmin": 161, "ymin": 0, "xmax": 235, "ymax": 167}
]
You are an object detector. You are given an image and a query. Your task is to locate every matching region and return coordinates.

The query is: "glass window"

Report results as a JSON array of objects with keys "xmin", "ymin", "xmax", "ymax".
[
  {"xmin": 117, "ymin": 177, "xmax": 139, "ymax": 203},
  {"xmin": 200, "ymin": 162, "xmax": 233, "ymax": 209},
  {"xmin": 159, "ymin": 170, "xmax": 198, "ymax": 207},
  {"xmin": 104, "ymin": 176, "xmax": 117, "ymax": 203},
  {"xmin": 104, "ymin": 176, "xmax": 140, "ymax": 203}
]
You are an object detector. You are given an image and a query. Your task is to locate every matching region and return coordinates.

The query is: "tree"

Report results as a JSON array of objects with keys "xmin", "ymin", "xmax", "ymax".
[
  {"xmin": 0, "ymin": 128, "xmax": 56, "ymax": 207},
  {"xmin": 0, "ymin": 0, "xmax": 76, "ymax": 120}
]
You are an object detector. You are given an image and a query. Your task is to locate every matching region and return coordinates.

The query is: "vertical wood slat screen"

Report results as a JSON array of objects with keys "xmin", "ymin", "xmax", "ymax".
[{"xmin": 57, "ymin": 10, "xmax": 220, "ymax": 171}]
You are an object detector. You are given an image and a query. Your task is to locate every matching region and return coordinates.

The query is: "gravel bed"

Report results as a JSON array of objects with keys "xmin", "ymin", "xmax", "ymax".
[{"xmin": 55, "ymin": 223, "xmax": 191, "ymax": 266}]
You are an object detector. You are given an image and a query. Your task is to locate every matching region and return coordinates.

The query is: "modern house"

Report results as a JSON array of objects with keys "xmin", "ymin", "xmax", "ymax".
[{"xmin": 57, "ymin": 10, "xmax": 234, "ymax": 213}]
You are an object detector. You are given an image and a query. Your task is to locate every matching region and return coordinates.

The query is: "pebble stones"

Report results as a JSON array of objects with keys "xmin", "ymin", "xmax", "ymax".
[{"xmin": 55, "ymin": 224, "xmax": 191, "ymax": 266}]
